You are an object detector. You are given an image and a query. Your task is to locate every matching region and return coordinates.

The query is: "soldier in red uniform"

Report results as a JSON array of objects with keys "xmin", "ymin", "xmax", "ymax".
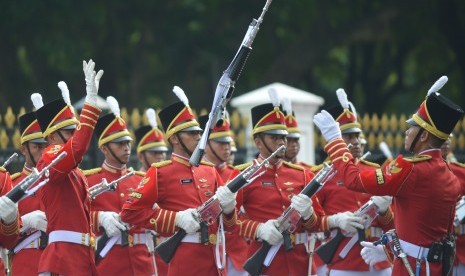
[
  {"xmin": 135, "ymin": 108, "xmax": 169, "ymax": 172},
  {"xmin": 0, "ymin": 168, "xmax": 18, "ymax": 276},
  {"xmin": 121, "ymin": 86, "xmax": 237, "ymax": 276},
  {"xmin": 133, "ymin": 107, "xmax": 169, "ymax": 275},
  {"xmin": 441, "ymin": 136, "xmax": 465, "ymax": 275},
  {"xmin": 314, "ymin": 76, "xmax": 464, "ymax": 275},
  {"xmin": 231, "ymin": 89, "xmax": 327, "ymax": 276},
  {"xmin": 198, "ymin": 113, "xmax": 248, "ymax": 276},
  {"xmin": 314, "ymin": 89, "xmax": 393, "ymax": 276},
  {"xmin": 32, "ymin": 59, "xmax": 103, "ymax": 276},
  {"xmin": 85, "ymin": 96, "xmax": 155, "ymax": 275},
  {"xmin": 281, "ymin": 96, "xmax": 314, "ymax": 171},
  {"xmin": 10, "ymin": 111, "xmax": 49, "ymax": 275}
]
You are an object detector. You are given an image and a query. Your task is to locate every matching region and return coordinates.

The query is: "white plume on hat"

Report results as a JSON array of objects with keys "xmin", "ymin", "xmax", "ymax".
[
  {"xmin": 268, "ymin": 88, "xmax": 280, "ymax": 107},
  {"xmin": 106, "ymin": 96, "xmax": 120, "ymax": 117},
  {"xmin": 349, "ymin": 102, "xmax": 358, "ymax": 120},
  {"xmin": 172, "ymin": 86, "xmax": 189, "ymax": 106},
  {"xmin": 379, "ymin": 141, "xmax": 393, "ymax": 159},
  {"xmin": 336, "ymin": 88, "xmax": 350, "ymax": 109},
  {"xmin": 146, "ymin": 108, "xmax": 158, "ymax": 129},
  {"xmin": 281, "ymin": 96, "xmax": 292, "ymax": 115},
  {"xmin": 427, "ymin": 76, "xmax": 448, "ymax": 96},
  {"xmin": 58, "ymin": 81, "xmax": 72, "ymax": 106},
  {"xmin": 31, "ymin": 93, "xmax": 44, "ymax": 110}
]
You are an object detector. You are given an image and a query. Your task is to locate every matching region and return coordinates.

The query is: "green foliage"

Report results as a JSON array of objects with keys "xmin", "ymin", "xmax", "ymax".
[{"xmin": 0, "ymin": 0, "xmax": 464, "ymax": 115}]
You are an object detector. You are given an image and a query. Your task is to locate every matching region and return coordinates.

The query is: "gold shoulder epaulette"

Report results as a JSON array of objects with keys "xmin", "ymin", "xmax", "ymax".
[
  {"xmin": 200, "ymin": 160, "xmax": 215, "ymax": 167},
  {"xmin": 82, "ymin": 167, "xmax": 102, "ymax": 176},
  {"xmin": 360, "ymin": 159, "xmax": 381, "ymax": 168},
  {"xmin": 310, "ymin": 163, "xmax": 324, "ymax": 173},
  {"xmin": 283, "ymin": 161, "xmax": 304, "ymax": 171},
  {"xmin": 300, "ymin": 161, "xmax": 313, "ymax": 168},
  {"xmin": 227, "ymin": 164, "xmax": 235, "ymax": 170},
  {"xmin": 0, "ymin": 167, "xmax": 5, "ymax": 173},
  {"xmin": 10, "ymin": 172, "xmax": 21, "ymax": 180},
  {"xmin": 451, "ymin": 161, "xmax": 465, "ymax": 168},
  {"xmin": 152, "ymin": 160, "xmax": 172, "ymax": 168},
  {"xmin": 128, "ymin": 167, "xmax": 146, "ymax": 177},
  {"xmin": 403, "ymin": 155, "xmax": 432, "ymax": 163},
  {"xmin": 235, "ymin": 162, "xmax": 253, "ymax": 171}
]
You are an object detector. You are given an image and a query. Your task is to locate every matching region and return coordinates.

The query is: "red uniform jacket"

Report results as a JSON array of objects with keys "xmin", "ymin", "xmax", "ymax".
[
  {"xmin": 11, "ymin": 167, "xmax": 44, "ymax": 275},
  {"xmin": 0, "ymin": 169, "xmax": 17, "ymax": 276},
  {"xmin": 450, "ymin": 161, "xmax": 465, "ymax": 265},
  {"xmin": 36, "ymin": 103, "xmax": 101, "ymax": 275},
  {"xmin": 232, "ymin": 159, "xmax": 325, "ymax": 276},
  {"xmin": 121, "ymin": 154, "xmax": 235, "ymax": 276},
  {"xmin": 315, "ymin": 159, "xmax": 393, "ymax": 271},
  {"xmin": 85, "ymin": 163, "xmax": 154, "ymax": 276},
  {"xmin": 325, "ymin": 139, "xmax": 460, "ymax": 275}
]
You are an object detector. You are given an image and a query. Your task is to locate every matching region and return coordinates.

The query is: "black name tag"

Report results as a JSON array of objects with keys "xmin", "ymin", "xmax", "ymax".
[
  {"xmin": 262, "ymin": 181, "xmax": 274, "ymax": 187},
  {"xmin": 181, "ymin": 178, "xmax": 193, "ymax": 184}
]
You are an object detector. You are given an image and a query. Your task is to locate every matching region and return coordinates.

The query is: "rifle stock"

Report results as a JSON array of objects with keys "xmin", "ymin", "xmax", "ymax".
[
  {"xmin": 242, "ymin": 241, "xmax": 272, "ymax": 276},
  {"xmin": 155, "ymin": 229, "xmax": 187, "ymax": 264},
  {"xmin": 315, "ymin": 229, "xmax": 345, "ymax": 264}
]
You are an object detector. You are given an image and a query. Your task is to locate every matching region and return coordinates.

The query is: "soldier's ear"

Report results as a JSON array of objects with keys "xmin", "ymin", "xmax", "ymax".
[{"xmin": 169, "ymin": 135, "xmax": 179, "ymax": 145}]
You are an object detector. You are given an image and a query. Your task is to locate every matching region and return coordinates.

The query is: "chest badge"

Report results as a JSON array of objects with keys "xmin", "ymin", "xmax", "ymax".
[
  {"xmin": 199, "ymin": 178, "xmax": 207, "ymax": 183},
  {"xmin": 181, "ymin": 178, "xmax": 193, "ymax": 185},
  {"xmin": 283, "ymin": 181, "xmax": 293, "ymax": 186},
  {"xmin": 262, "ymin": 181, "xmax": 274, "ymax": 187}
]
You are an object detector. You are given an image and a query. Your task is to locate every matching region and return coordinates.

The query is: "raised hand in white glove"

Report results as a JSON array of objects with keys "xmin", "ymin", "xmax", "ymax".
[
  {"xmin": 83, "ymin": 59, "xmax": 104, "ymax": 105},
  {"xmin": 328, "ymin": 211, "xmax": 365, "ymax": 234},
  {"xmin": 175, "ymin": 208, "xmax": 200, "ymax": 234},
  {"xmin": 256, "ymin": 219, "xmax": 283, "ymax": 245},
  {"xmin": 360, "ymin": 241, "xmax": 388, "ymax": 266},
  {"xmin": 313, "ymin": 110, "xmax": 341, "ymax": 142},
  {"xmin": 99, "ymin": 211, "xmax": 127, "ymax": 237},
  {"xmin": 0, "ymin": 196, "xmax": 18, "ymax": 224},
  {"xmin": 216, "ymin": 186, "xmax": 236, "ymax": 215},
  {"xmin": 22, "ymin": 210, "xmax": 47, "ymax": 232},
  {"xmin": 290, "ymin": 194, "xmax": 313, "ymax": 220},
  {"xmin": 371, "ymin": 196, "xmax": 392, "ymax": 214}
]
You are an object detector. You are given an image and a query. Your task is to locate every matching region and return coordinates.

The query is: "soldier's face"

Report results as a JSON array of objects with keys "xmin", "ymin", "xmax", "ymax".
[
  {"xmin": 343, "ymin": 132, "xmax": 362, "ymax": 158},
  {"xmin": 285, "ymin": 137, "xmax": 300, "ymax": 160},
  {"xmin": 206, "ymin": 140, "xmax": 231, "ymax": 164},
  {"xmin": 255, "ymin": 133, "xmax": 286, "ymax": 159},
  {"xmin": 102, "ymin": 141, "xmax": 132, "ymax": 165},
  {"xmin": 21, "ymin": 142, "xmax": 48, "ymax": 166},
  {"xmin": 138, "ymin": 151, "xmax": 166, "ymax": 168},
  {"xmin": 404, "ymin": 125, "xmax": 422, "ymax": 152},
  {"xmin": 178, "ymin": 130, "xmax": 202, "ymax": 153}
]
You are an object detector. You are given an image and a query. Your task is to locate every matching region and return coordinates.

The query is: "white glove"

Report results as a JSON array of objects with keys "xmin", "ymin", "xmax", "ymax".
[
  {"xmin": 256, "ymin": 219, "xmax": 283, "ymax": 245},
  {"xmin": 22, "ymin": 210, "xmax": 47, "ymax": 232},
  {"xmin": 290, "ymin": 194, "xmax": 313, "ymax": 220},
  {"xmin": 175, "ymin": 208, "xmax": 200, "ymax": 234},
  {"xmin": 313, "ymin": 110, "xmax": 341, "ymax": 142},
  {"xmin": 360, "ymin": 241, "xmax": 388, "ymax": 266},
  {"xmin": 0, "ymin": 196, "xmax": 18, "ymax": 224},
  {"xmin": 328, "ymin": 211, "xmax": 364, "ymax": 234},
  {"xmin": 83, "ymin": 59, "xmax": 104, "ymax": 105},
  {"xmin": 216, "ymin": 186, "xmax": 236, "ymax": 215},
  {"xmin": 99, "ymin": 211, "xmax": 127, "ymax": 237},
  {"xmin": 371, "ymin": 196, "xmax": 392, "ymax": 214}
]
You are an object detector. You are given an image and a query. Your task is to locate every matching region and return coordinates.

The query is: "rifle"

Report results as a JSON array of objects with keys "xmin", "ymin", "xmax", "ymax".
[
  {"xmin": 243, "ymin": 163, "xmax": 335, "ymax": 276},
  {"xmin": 6, "ymin": 152, "xmax": 67, "ymax": 202},
  {"xmin": 88, "ymin": 171, "xmax": 135, "ymax": 200},
  {"xmin": 315, "ymin": 199, "xmax": 379, "ymax": 264},
  {"xmin": 189, "ymin": 0, "xmax": 273, "ymax": 166},
  {"xmin": 94, "ymin": 230, "xmax": 129, "ymax": 263},
  {"xmin": 2, "ymin": 152, "xmax": 18, "ymax": 168},
  {"xmin": 156, "ymin": 145, "xmax": 285, "ymax": 264}
]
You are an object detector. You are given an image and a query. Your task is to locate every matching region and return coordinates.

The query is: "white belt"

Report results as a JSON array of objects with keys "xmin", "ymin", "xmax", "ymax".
[
  {"xmin": 48, "ymin": 230, "xmax": 95, "ymax": 248},
  {"xmin": 181, "ymin": 232, "xmax": 220, "ymax": 245},
  {"xmin": 13, "ymin": 230, "xmax": 42, "ymax": 253},
  {"xmin": 399, "ymin": 239, "xmax": 429, "ymax": 259},
  {"xmin": 367, "ymin": 227, "xmax": 383, "ymax": 238},
  {"xmin": 115, "ymin": 233, "xmax": 147, "ymax": 245},
  {"xmin": 292, "ymin": 232, "xmax": 308, "ymax": 245}
]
